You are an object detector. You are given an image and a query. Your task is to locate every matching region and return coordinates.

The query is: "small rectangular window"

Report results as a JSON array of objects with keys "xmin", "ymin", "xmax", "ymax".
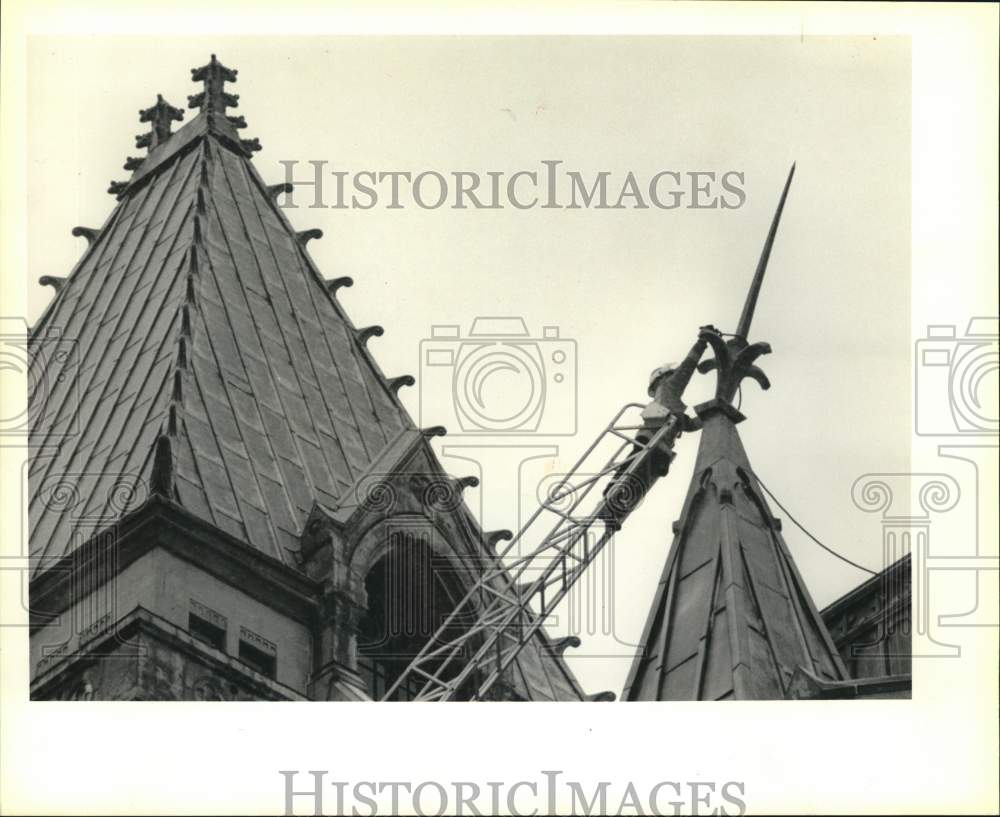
[
  {"xmin": 188, "ymin": 601, "xmax": 227, "ymax": 653},
  {"xmin": 238, "ymin": 627, "xmax": 277, "ymax": 679}
]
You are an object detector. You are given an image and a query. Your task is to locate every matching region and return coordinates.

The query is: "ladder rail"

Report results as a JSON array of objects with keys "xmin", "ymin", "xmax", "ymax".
[
  {"xmin": 382, "ymin": 407, "xmax": 683, "ymax": 701},
  {"xmin": 380, "ymin": 404, "xmax": 654, "ymax": 701}
]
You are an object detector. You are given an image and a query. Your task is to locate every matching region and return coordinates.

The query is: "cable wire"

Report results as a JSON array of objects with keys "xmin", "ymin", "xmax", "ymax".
[{"xmin": 749, "ymin": 468, "xmax": 878, "ymax": 576}]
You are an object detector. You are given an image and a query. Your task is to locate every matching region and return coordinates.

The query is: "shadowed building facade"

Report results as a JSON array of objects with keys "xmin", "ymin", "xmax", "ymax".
[{"xmin": 28, "ymin": 57, "xmax": 585, "ymax": 702}]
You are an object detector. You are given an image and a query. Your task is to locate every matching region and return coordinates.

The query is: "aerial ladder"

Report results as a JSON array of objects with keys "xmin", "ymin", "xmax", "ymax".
[{"xmin": 382, "ymin": 164, "xmax": 796, "ymax": 702}]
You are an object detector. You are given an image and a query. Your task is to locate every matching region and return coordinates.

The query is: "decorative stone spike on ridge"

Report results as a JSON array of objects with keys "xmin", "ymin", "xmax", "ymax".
[
  {"xmin": 71, "ymin": 226, "xmax": 99, "ymax": 246},
  {"xmin": 39, "ymin": 276, "xmax": 66, "ymax": 292},
  {"xmin": 267, "ymin": 182, "xmax": 293, "ymax": 203},
  {"xmin": 241, "ymin": 137, "xmax": 262, "ymax": 154},
  {"xmin": 108, "ymin": 181, "xmax": 128, "ymax": 197},
  {"xmin": 356, "ymin": 325, "xmax": 384, "ymax": 347},
  {"xmin": 326, "ymin": 276, "xmax": 353, "ymax": 295},
  {"xmin": 483, "ymin": 529, "xmax": 513, "ymax": 550},
  {"xmin": 451, "ymin": 475, "xmax": 479, "ymax": 492},
  {"xmin": 386, "ymin": 374, "xmax": 415, "ymax": 395},
  {"xmin": 550, "ymin": 636, "xmax": 582, "ymax": 657},
  {"xmin": 188, "ymin": 54, "xmax": 239, "ymax": 115},
  {"xmin": 137, "ymin": 94, "xmax": 184, "ymax": 153},
  {"xmin": 296, "ymin": 229, "xmax": 323, "ymax": 247}
]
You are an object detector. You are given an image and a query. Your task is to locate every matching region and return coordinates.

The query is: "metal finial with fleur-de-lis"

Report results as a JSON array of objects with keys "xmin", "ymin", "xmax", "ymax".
[{"xmin": 697, "ymin": 163, "xmax": 796, "ymax": 407}]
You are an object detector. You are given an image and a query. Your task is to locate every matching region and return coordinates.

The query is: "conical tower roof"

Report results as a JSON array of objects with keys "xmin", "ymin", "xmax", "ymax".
[
  {"xmin": 30, "ymin": 56, "xmax": 410, "ymax": 567},
  {"xmin": 28, "ymin": 56, "xmax": 585, "ymax": 702},
  {"xmin": 623, "ymin": 166, "xmax": 849, "ymax": 700}
]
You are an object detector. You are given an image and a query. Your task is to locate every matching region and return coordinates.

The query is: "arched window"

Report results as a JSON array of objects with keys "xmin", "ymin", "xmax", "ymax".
[{"xmin": 356, "ymin": 530, "xmax": 469, "ymax": 700}]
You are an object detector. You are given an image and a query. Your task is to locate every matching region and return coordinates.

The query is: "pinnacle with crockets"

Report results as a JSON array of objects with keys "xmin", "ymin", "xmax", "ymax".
[{"xmin": 381, "ymin": 406, "xmax": 684, "ymax": 701}]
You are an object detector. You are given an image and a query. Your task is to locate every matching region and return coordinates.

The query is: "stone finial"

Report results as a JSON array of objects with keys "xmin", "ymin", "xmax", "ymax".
[
  {"xmin": 137, "ymin": 94, "xmax": 184, "ymax": 152},
  {"xmin": 39, "ymin": 275, "xmax": 66, "ymax": 292},
  {"xmin": 386, "ymin": 375, "xmax": 415, "ymax": 395},
  {"xmin": 267, "ymin": 182, "xmax": 294, "ymax": 203},
  {"xmin": 71, "ymin": 226, "xmax": 99, "ymax": 246},
  {"xmin": 550, "ymin": 635, "xmax": 582, "ymax": 657},
  {"xmin": 188, "ymin": 54, "xmax": 239, "ymax": 115},
  {"xmin": 483, "ymin": 529, "xmax": 513, "ymax": 551},
  {"xmin": 296, "ymin": 228, "xmax": 323, "ymax": 247},
  {"xmin": 451, "ymin": 475, "xmax": 479, "ymax": 492},
  {"xmin": 356, "ymin": 325, "xmax": 384, "ymax": 347},
  {"xmin": 325, "ymin": 276, "xmax": 354, "ymax": 295},
  {"xmin": 241, "ymin": 137, "xmax": 262, "ymax": 154}
]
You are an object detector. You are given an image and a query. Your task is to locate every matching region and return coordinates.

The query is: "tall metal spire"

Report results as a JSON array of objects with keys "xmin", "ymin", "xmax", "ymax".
[
  {"xmin": 624, "ymin": 162, "xmax": 850, "ymax": 700},
  {"xmin": 696, "ymin": 163, "xmax": 796, "ymax": 409},
  {"xmin": 736, "ymin": 162, "xmax": 796, "ymax": 340}
]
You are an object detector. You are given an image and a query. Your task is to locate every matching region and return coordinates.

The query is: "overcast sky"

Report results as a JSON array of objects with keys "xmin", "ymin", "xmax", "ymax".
[{"xmin": 26, "ymin": 36, "xmax": 911, "ymax": 694}]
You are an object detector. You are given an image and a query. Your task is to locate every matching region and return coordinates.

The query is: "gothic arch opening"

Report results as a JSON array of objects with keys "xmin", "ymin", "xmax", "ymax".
[{"xmin": 356, "ymin": 529, "xmax": 470, "ymax": 700}]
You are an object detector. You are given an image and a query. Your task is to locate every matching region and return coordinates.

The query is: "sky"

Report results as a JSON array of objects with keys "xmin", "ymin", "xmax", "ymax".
[{"xmin": 25, "ymin": 35, "xmax": 912, "ymax": 695}]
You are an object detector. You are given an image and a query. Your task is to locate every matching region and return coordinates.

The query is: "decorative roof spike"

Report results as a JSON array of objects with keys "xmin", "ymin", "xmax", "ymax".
[
  {"xmin": 356, "ymin": 325, "xmax": 384, "ymax": 347},
  {"xmin": 386, "ymin": 374, "xmax": 415, "ymax": 395},
  {"xmin": 483, "ymin": 529, "xmax": 513, "ymax": 551},
  {"xmin": 325, "ymin": 276, "xmax": 354, "ymax": 295},
  {"xmin": 39, "ymin": 276, "xmax": 66, "ymax": 292},
  {"xmin": 123, "ymin": 156, "xmax": 145, "ymax": 172},
  {"xmin": 451, "ymin": 475, "xmax": 480, "ymax": 492},
  {"xmin": 267, "ymin": 182, "xmax": 294, "ymax": 203},
  {"xmin": 188, "ymin": 54, "xmax": 239, "ymax": 115},
  {"xmin": 550, "ymin": 636, "xmax": 582, "ymax": 657},
  {"xmin": 137, "ymin": 94, "xmax": 184, "ymax": 152},
  {"xmin": 71, "ymin": 226, "xmax": 99, "ymax": 246},
  {"xmin": 108, "ymin": 181, "xmax": 128, "ymax": 197},
  {"xmin": 241, "ymin": 137, "xmax": 262, "ymax": 154},
  {"xmin": 227, "ymin": 115, "xmax": 247, "ymax": 129},
  {"xmin": 296, "ymin": 228, "xmax": 323, "ymax": 247}
]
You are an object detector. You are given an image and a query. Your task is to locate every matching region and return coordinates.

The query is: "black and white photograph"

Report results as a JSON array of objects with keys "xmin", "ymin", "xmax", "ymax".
[{"xmin": 1, "ymin": 2, "xmax": 997, "ymax": 815}]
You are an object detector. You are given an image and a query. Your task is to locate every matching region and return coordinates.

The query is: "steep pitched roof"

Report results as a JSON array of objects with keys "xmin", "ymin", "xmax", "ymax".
[
  {"xmin": 28, "ymin": 56, "xmax": 583, "ymax": 701},
  {"xmin": 30, "ymin": 98, "xmax": 409, "ymax": 570},
  {"xmin": 622, "ymin": 400, "xmax": 849, "ymax": 700}
]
